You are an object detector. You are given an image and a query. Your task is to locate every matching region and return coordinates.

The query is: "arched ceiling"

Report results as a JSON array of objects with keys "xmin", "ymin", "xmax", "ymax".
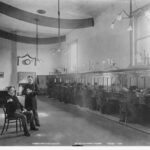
[
  {"xmin": 0, "ymin": 0, "xmax": 150, "ymax": 42},
  {"xmin": 0, "ymin": 0, "xmax": 119, "ymax": 19}
]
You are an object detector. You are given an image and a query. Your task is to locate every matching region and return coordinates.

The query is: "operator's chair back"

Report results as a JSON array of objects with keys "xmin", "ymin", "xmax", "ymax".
[{"xmin": 1, "ymin": 105, "xmax": 22, "ymax": 136}]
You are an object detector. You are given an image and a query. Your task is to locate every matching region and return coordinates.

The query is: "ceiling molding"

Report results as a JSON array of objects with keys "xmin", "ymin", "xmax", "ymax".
[
  {"xmin": 0, "ymin": 29, "xmax": 66, "ymax": 44},
  {"xmin": 0, "ymin": 2, "xmax": 94, "ymax": 29}
]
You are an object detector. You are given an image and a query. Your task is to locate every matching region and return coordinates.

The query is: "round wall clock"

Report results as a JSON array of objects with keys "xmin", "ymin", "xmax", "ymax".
[{"xmin": 22, "ymin": 59, "xmax": 31, "ymax": 65}]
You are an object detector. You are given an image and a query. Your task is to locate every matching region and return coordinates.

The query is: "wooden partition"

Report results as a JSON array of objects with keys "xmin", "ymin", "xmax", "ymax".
[{"xmin": 49, "ymin": 67, "xmax": 150, "ymax": 91}]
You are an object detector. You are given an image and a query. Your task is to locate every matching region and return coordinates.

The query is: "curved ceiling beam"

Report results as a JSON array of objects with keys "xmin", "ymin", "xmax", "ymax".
[
  {"xmin": 0, "ymin": 2, "xmax": 94, "ymax": 29},
  {"xmin": 0, "ymin": 29, "xmax": 66, "ymax": 44}
]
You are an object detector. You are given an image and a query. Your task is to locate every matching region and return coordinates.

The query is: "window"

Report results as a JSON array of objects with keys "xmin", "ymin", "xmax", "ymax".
[
  {"xmin": 68, "ymin": 40, "xmax": 78, "ymax": 73},
  {"xmin": 135, "ymin": 12, "xmax": 150, "ymax": 65}
]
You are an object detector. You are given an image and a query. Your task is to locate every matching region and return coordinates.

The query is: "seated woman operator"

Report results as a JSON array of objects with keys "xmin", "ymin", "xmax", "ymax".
[{"xmin": 5, "ymin": 86, "xmax": 39, "ymax": 136}]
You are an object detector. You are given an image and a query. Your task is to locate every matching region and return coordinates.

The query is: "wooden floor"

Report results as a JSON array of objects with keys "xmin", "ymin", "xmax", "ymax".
[{"xmin": 1, "ymin": 96, "xmax": 150, "ymax": 146}]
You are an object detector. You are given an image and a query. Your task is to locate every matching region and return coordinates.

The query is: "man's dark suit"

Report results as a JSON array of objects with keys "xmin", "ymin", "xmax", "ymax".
[
  {"xmin": 5, "ymin": 94, "xmax": 36, "ymax": 135},
  {"xmin": 22, "ymin": 83, "xmax": 40, "ymax": 126}
]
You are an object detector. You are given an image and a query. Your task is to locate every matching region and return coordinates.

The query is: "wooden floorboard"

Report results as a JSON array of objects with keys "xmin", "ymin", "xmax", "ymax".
[{"xmin": 0, "ymin": 96, "xmax": 150, "ymax": 146}]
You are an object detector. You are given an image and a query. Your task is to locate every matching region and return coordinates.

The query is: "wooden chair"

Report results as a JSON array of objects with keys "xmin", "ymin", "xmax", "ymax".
[{"xmin": 1, "ymin": 105, "xmax": 22, "ymax": 136}]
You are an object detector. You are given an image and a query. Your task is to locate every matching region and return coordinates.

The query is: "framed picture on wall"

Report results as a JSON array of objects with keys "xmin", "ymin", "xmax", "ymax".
[
  {"xmin": 17, "ymin": 72, "xmax": 36, "ymax": 83},
  {"xmin": 0, "ymin": 72, "xmax": 4, "ymax": 78}
]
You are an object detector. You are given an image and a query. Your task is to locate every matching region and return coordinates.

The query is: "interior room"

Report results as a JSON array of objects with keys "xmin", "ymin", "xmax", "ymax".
[{"xmin": 1, "ymin": 0, "xmax": 150, "ymax": 146}]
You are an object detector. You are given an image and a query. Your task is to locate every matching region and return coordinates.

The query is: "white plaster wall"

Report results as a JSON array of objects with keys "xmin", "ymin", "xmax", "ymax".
[
  {"xmin": 62, "ymin": 5, "xmax": 130, "ymax": 73},
  {"xmin": 0, "ymin": 37, "xmax": 17, "ymax": 89},
  {"xmin": 17, "ymin": 42, "xmax": 62, "ymax": 75}
]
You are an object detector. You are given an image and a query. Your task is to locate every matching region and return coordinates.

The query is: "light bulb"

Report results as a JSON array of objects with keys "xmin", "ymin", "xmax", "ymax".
[
  {"xmin": 110, "ymin": 23, "xmax": 114, "ymax": 29},
  {"xmin": 127, "ymin": 25, "xmax": 133, "ymax": 31},
  {"xmin": 145, "ymin": 11, "xmax": 150, "ymax": 19},
  {"xmin": 57, "ymin": 48, "xmax": 61, "ymax": 52},
  {"xmin": 117, "ymin": 14, "xmax": 122, "ymax": 21},
  {"xmin": 102, "ymin": 60, "xmax": 106, "ymax": 64}
]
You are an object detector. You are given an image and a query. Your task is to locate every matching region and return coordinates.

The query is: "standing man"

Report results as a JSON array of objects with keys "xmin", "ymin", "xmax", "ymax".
[{"xmin": 22, "ymin": 75, "xmax": 40, "ymax": 127}]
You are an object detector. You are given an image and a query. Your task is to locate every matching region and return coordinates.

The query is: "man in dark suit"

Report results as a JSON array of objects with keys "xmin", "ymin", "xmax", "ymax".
[
  {"xmin": 126, "ymin": 86, "xmax": 139, "ymax": 123},
  {"xmin": 22, "ymin": 76, "xmax": 40, "ymax": 126},
  {"xmin": 5, "ymin": 86, "xmax": 38, "ymax": 136}
]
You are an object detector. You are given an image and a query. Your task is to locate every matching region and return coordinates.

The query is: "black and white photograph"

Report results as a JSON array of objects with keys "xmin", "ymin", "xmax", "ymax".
[{"xmin": 1, "ymin": 0, "xmax": 150, "ymax": 148}]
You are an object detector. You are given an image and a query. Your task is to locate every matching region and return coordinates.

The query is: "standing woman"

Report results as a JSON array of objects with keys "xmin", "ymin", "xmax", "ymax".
[{"xmin": 22, "ymin": 75, "xmax": 40, "ymax": 127}]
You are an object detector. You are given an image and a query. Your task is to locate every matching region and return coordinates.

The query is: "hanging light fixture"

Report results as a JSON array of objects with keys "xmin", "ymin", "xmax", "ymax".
[
  {"xmin": 35, "ymin": 18, "xmax": 39, "ymax": 65},
  {"xmin": 52, "ymin": 0, "xmax": 67, "ymax": 54},
  {"xmin": 110, "ymin": 0, "xmax": 133, "ymax": 31},
  {"xmin": 57, "ymin": 0, "xmax": 61, "ymax": 52},
  {"xmin": 127, "ymin": 19, "xmax": 133, "ymax": 31},
  {"xmin": 35, "ymin": 18, "xmax": 44, "ymax": 65}
]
